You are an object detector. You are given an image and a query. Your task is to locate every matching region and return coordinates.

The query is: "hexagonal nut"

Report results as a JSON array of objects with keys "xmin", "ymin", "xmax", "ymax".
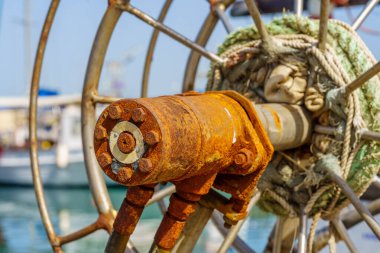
[
  {"xmin": 94, "ymin": 125, "xmax": 108, "ymax": 140},
  {"xmin": 117, "ymin": 167, "xmax": 133, "ymax": 182},
  {"xmin": 132, "ymin": 108, "xmax": 146, "ymax": 123},
  {"xmin": 97, "ymin": 152, "xmax": 112, "ymax": 168},
  {"xmin": 138, "ymin": 158, "xmax": 153, "ymax": 173},
  {"xmin": 234, "ymin": 148, "xmax": 254, "ymax": 169},
  {"xmin": 108, "ymin": 104, "xmax": 122, "ymax": 120},
  {"xmin": 234, "ymin": 153, "xmax": 247, "ymax": 166},
  {"xmin": 145, "ymin": 130, "xmax": 160, "ymax": 145},
  {"xmin": 117, "ymin": 132, "xmax": 136, "ymax": 154}
]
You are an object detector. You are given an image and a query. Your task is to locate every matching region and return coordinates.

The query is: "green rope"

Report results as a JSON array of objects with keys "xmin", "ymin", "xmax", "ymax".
[{"xmin": 207, "ymin": 15, "xmax": 380, "ymax": 217}]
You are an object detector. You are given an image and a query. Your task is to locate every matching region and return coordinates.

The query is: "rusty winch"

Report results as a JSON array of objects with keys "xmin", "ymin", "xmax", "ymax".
[{"xmin": 94, "ymin": 90, "xmax": 311, "ymax": 252}]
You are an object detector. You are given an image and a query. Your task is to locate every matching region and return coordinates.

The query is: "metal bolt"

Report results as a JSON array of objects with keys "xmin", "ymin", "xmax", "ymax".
[
  {"xmin": 109, "ymin": 104, "xmax": 122, "ymax": 120},
  {"xmin": 98, "ymin": 153, "xmax": 112, "ymax": 168},
  {"xmin": 223, "ymin": 216, "xmax": 236, "ymax": 229},
  {"xmin": 94, "ymin": 125, "xmax": 107, "ymax": 140},
  {"xmin": 234, "ymin": 148, "xmax": 254, "ymax": 169},
  {"xmin": 234, "ymin": 153, "xmax": 247, "ymax": 165},
  {"xmin": 117, "ymin": 167, "xmax": 133, "ymax": 182},
  {"xmin": 117, "ymin": 132, "xmax": 136, "ymax": 154},
  {"xmin": 132, "ymin": 108, "xmax": 146, "ymax": 123},
  {"xmin": 145, "ymin": 130, "xmax": 160, "ymax": 145},
  {"xmin": 138, "ymin": 158, "xmax": 153, "ymax": 173}
]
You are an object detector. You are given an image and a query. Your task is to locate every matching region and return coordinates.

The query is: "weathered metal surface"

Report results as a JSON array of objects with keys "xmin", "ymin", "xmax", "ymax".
[
  {"xmin": 94, "ymin": 91, "xmax": 274, "ymax": 187},
  {"xmin": 96, "ymin": 90, "xmax": 314, "ymax": 251},
  {"xmin": 97, "ymin": 91, "xmax": 276, "ymax": 250},
  {"xmin": 106, "ymin": 185, "xmax": 155, "ymax": 253}
]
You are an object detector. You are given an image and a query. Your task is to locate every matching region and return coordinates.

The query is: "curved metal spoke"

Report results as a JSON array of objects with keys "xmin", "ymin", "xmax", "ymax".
[
  {"xmin": 318, "ymin": 0, "xmax": 330, "ymax": 52},
  {"xmin": 212, "ymin": 212, "xmax": 255, "ymax": 253},
  {"xmin": 313, "ymin": 199, "xmax": 380, "ymax": 252},
  {"xmin": 323, "ymin": 166, "xmax": 380, "ymax": 239},
  {"xmin": 243, "ymin": 0, "xmax": 274, "ymax": 50},
  {"xmin": 341, "ymin": 62, "xmax": 380, "ymax": 96},
  {"xmin": 331, "ymin": 219, "xmax": 358, "ymax": 253},
  {"xmin": 92, "ymin": 94, "xmax": 121, "ymax": 104},
  {"xmin": 82, "ymin": 5, "xmax": 122, "ymax": 217},
  {"xmin": 297, "ymin": 209, "xmax": 307, "ymax": 253},
  {"xmin": 217, "ymin": 191, "xmax": 260, "ymax": 253},
  {"xmin": 147, "ymin": 184, "xmax": 175, "ymax": 205},
  {"xmin": 182, "ymin": 0, "xmax": 234, "ymax": 92},
  {"xmin": 115, "ymin": 2, "xmax": 224, "ymax": 63},
  {"xmin": 29, "ymin": 1, "xmax": 61, "ymax": 251},
  {"xmin": 263, "ymin": 218, "xmax": 298, "ymax": 253},
  {"xmin": 58, "ymin": 211, "xmax": 117, "ymax": 245},
  {"xmin": 214, "ymin": 3, "xmax": 234, "ymax": 34},
  {"xmin": 272, "ymin": 217, "xmax": 285, "ymax": 253},
  {"xmin": 314, "ymin": 124, "xmax": 380, "ymax": 142},
  {"xmin": 141, "ymin": 0, "xmax": 173, "ymax": 98},
  {"xmin": 352, "ymin": 0, "xmax": 380, "ymax": 31},
  {"xmin": 294, "ymin": 0, "xmax": 304, "ymax": 17}
]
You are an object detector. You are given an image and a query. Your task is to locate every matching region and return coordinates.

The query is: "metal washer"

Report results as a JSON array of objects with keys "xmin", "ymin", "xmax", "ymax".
[{"xmin": 109, "ymin": 121, "xmax": 145, "ymax": 164}]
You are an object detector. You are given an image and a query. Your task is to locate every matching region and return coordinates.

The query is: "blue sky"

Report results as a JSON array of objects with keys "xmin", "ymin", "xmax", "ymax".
[{"xmin": 0, "ymin": 1, "xmax": 379, "ymax": 98}]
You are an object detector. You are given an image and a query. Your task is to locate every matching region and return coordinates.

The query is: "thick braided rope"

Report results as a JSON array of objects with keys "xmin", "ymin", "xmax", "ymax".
[{"xmin": 207, "ymin": 15, "xmax": 380, "ymax": 218}]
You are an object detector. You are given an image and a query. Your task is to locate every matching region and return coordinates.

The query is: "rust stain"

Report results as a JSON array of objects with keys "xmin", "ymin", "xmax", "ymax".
[{"xmin": 262, "ymin": 104, "xmax": 282, "ymax": 132}]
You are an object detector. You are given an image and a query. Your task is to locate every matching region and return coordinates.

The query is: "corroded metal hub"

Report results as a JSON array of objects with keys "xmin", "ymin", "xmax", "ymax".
[{"xmin": 108, "ymin": 121, "xmax": 144, "ymax": 165}]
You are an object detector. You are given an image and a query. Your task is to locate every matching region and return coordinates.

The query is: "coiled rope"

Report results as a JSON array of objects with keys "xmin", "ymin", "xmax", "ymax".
[{"xmin": 207, "ymin": 15, "xmax": 380, "ymax": 252}]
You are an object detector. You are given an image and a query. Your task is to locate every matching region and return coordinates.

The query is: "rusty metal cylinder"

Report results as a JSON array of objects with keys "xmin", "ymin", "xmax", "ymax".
[
  {"xmin": 94, "ymin": 92, "xmax": 311, "ymax": 186},
  {"xmin": 94, "ymin": 92, "xmax": 271, "ymax": 186}
]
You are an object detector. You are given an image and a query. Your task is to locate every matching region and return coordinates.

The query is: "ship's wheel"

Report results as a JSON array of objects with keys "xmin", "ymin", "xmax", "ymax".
[{"xmin": 29, "ymin": 0, "xmax": 380, "ymax": 252}]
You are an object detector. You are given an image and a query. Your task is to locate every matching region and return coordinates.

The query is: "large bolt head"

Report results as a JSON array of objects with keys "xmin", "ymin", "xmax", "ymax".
[
  {"xmin": 117, "ymin": 132, "xmax": 136, "ymax": 154},
  {"xmin": 138, "ymin": 158, "xmax": 153, "ymax": 173},
  {"xmin": 234, "ymin": 148, "xmax": 254, "ymax": 169},
  {"xmin": 109, "ymin": 105, "xmax": 122, "ymax": 120},
  {"xmin": 117, "ymin": 167, "xmax": 133, "ymax": 182},
  {"xmin": 132, "ymin": 108, "xmax": 146, "ymax": 123},
  {"xmin": 145, "ymin": 130, "xmax": 160, "ymax": 145},
  {"xmin": 94, "ymin": 126, "xmax": 107, "ymax": 140},
  {"xmin": 234, "ymin": 153, "xmax": 247, "ymax": 165},
  {"xmin": 98, "ymin": 153, "xmax": 112, "ymax": 168}
]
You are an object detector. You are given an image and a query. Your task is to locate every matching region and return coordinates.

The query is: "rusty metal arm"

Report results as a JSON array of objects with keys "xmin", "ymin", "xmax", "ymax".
[{"xmin": 171, "ymin": 203, "xmax": 214, "ymax": 253}]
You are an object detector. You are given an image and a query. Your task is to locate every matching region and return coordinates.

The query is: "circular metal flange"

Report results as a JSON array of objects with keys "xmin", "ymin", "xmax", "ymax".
[{"xmin": 109, "ymin": 121, "xmax": 145, "ymax": 164}]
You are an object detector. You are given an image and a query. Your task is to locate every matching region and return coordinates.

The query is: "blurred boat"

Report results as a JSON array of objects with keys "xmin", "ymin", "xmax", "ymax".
[{"xmin": 0, "ymin": 94, "xmax": 115, "ymax": 187}]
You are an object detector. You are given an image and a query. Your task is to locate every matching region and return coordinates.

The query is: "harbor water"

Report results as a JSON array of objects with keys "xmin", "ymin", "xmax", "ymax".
[
  {"xmin": 0, "ymin": 183, "xmax": 379, "ymax": 253},
  {"xmin": 0, "ymin": 185, "xmax": 277, "ymax": 253}
]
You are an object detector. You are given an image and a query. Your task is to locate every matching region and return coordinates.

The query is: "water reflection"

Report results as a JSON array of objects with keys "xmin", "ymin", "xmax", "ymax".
[{"xmin": 0, "ymin": 186, "xmax": 275, "ymax": 253}]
